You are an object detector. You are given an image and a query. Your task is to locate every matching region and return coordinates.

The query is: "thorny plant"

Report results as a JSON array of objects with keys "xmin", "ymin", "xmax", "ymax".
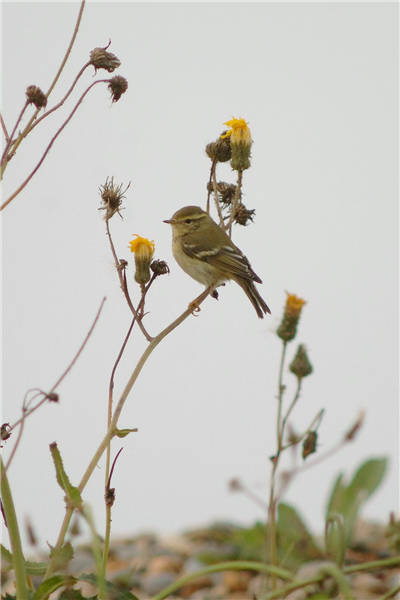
[{"xmin": 1, "ymin": 5, "xmax": 399, "ymax": 600}]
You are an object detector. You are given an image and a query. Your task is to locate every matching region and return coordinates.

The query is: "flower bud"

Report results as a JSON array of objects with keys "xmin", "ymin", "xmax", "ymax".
[
  {"xmin": 277, "ymin": 293, "xmax": 306, "ymax": 342},
  {"xmin": 302, "ymin": 431, "xmax": 317, "ymax": 459},
  {"xmin": 150, "ymin": 259, "xmax": 170, "ymax": 277},
  {"xmin": 26, "ymin": 85, "xmax": 47, "ymax": 109},
  {"xmin": 108, "ymin": 76, "xmax": 128, "ymax": 102},
  {"xmin": 90, "ymin": 46, "xmax": 121, "ymax": 73},
  {"xmin": 221, "ymin": 117, "xmax": 252, "ymax": 171},
  {"xmin": 129, "ymin": 235, "xmax": 155, "ymax": 285},
  {"xmin": 290, "ymin": 344, "xmax": 313, "ymax": 380}
]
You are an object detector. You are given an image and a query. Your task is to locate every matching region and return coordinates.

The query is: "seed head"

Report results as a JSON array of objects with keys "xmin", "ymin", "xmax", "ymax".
[
  {"xmin": 90, "ymin": 46, "xmax": 121, "ymax": 73},
  {"xmin": 302, "ymin": 431, "xmax": 318, "ymax": 459},
  {"xmin": 26, "ymin": 86, "xmax": 47, "ymax": 109},
  {"xmin": 99, "ymin": 177, "xmax": 130, "ymax": 220},
  {"xmin": 108, "ymin": 76, "xmax": 128, "ymax": 102},
  {"xmin": 205, "ymin": 135, "xmax": 232, "ymax": 163}
]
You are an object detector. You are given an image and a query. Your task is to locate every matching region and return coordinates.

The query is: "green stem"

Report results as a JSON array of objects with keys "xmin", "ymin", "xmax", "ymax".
[
  {"xmin": 281, "ymin": 378, "xmax": 302, "ymax": 436},
  {"xmin": 0, "ymin": 457, "xmax": 29, "ymax": 600},
  {"xmin": 262, "ymin": 555, "xmax": 400, "ymax": 600},
  {"xmin": 150, "ymin": 560, "xmax": 295, "ymax": 600},
  {"xmin": 44, "ymin": 287, "xmax": 212, "ymax": 580},
  {"xmin": 380, "ymin": 584, "xmax": 400, "ymax": 600}
]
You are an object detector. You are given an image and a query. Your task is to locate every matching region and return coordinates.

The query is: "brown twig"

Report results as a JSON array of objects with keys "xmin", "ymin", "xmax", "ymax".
[
  {"xmin": 3, "ymin": 298, "xmax": 106, "ymax": 474},
  {"xmin": 1, "ymin": 101, "xmax": 29, "ymax": 164},
  {"xmin": 1, "ymin": 79, "xmax": 109, "ymax": 210},
  {"xmin": 29, "ymin": 62, "xmax": 92, "ymax": 134},
  {"xmin": 0, "ymin": 112, "xmax": 10, "ymax": 142},
  {"xmin": 0, "ymin": 1, "xmax": 86, "ymax": 180}
]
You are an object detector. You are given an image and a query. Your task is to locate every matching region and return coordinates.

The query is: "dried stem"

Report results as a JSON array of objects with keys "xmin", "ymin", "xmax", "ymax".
[
  {"xmin": 1, "ymin": 101, "xmax": 29, "ymax": 165},
  {"xmin": 29, "ymin": 61, "xmax": 92, "ymax": 134},
  {"xmin": 0, "ymin": 1, "xmax": 86, "ymax": 179},
  {"xmin": 1, "ymin": 79, "xmax": 109, "ymax": 210},
  {"xmin": 105, "ymin": 220, "xmax": 153, "ymax": 341},
  {"xmin": 225, "ymin": 169, "xmax": 243, "ymax": 235},
  {"xmin": 2, "ymin": 298, "xmax": 106, "ymax": 477},
  {"xmin": 0, "ymin": 112, "xmax": 10, "ymax": 141}
]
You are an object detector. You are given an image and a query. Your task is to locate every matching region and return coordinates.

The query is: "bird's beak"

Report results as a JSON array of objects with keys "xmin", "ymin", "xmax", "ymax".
[{"xmin": 163, "ymin": 218, "xmax": 176, "ymax": 224}]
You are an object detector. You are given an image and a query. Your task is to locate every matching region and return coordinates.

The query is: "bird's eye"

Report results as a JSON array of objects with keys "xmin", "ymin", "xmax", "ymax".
[{"xmin": 185, "ymin": 219, "xmax": 192, "ymax": 224}]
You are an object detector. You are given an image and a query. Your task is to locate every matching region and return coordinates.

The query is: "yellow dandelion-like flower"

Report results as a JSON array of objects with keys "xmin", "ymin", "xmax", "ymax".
[
  {"xmin": 129, "ymin": 235, "xmax": 155, "ymax": 285},
  {"xmin": 222, "ymin": 117, "xmax": 252, "ymax": 146},
  {"xmin": 277, "ymin": 292, "xmax": 306, "ymax": 342},
  {"xmin": 221, "ymin": 117, "xmax": 252, "ymax": 171}
]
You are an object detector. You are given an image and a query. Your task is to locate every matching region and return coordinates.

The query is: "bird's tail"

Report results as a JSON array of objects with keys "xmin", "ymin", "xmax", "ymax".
[{"xmin": 239, "ymin": 279, "xmax": 271, "ymax": 318}]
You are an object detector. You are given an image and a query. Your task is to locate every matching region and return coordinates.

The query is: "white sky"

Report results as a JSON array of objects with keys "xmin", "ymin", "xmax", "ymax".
[{"xmin": 2, "ymin": 2, "xmax": 399, "ymax": 552}]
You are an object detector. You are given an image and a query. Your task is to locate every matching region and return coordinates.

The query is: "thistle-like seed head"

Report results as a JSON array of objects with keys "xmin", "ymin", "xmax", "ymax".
[
  {"xmin": 26, "ymin": 86, "xmax": 47, "ymax": 109},
  {"xmin": 90, "ymin": 46, "xmax": 121, "ymax": 73},
  {"xmin": 99, "ymin": 177, "xmax": 130, "ymax": 221},
  {"xmin": 108, "ymin": 75, "xmax": 128, "ymax": 102},
  {"xmin": 205, "ymin": 135, "xmax": 232, "ymax": 163}
]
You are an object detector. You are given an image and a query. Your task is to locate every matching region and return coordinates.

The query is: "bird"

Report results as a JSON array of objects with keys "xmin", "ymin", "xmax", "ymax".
[{"xmin": 164, "ymin": 205, "xmax": 270, "ymax": 318}]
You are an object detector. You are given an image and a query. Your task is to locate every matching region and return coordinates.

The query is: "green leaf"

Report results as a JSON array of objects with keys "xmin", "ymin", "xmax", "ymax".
[
  {"xmin": 326, "ymin": 457, "xmax": 388, "ymax": 546},
  {"xmin": 48, "ymin": 542, "xmax": 74, "ymax": 572},
  {"xmin": 32, "ymin": 575, "xmax": 76, "ymax": 600},
  {"xmin": 24, "ymin": 561, "xmax": 49, "ymax": 576},
  {"xmin": 78, "ymin": 574, "xmax": 139, "ymax": 599},
  {"xmin": 348, "ymin": 457, "xmax": 387, "ymax": 500},
  {"xmin": 50, "ymin": 442, "xmax": 82, "ymax": 508},
  {"xmin": 1, "ymin": 543, "xmax": 13, "ymax": 570},
  {"xmin": 114, "ymin": 428, "xmax": 138, "ymax": 438},
  {"xmin": 277, "ymin": 503, "xmax": 323, "ymax": 569}
]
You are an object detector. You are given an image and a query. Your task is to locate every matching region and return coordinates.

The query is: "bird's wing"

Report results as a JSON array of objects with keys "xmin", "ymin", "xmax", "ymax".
[{"xmin": 182, "ymin": 241, "xmax": 262, "ymax": 283}]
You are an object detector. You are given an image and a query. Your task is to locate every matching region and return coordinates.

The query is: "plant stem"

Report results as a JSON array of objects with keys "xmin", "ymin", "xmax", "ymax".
[
  {"xmin": 0, "ymin": 457, "xmax": 29, "ymax": 600},
  {"xmin": 150, "ymin": 560, "xmax": 295, "ymax": 600},
  {"xmin": 0, "ymin": 0, "xmax": 86, "ymax": 179},
  {"xmin": 1, "ymin": 79, "xmax": 108, "ymax": 210},
  {"xmin": 44, "ymin": 287, "xmax": 212, "ymax": 580}
]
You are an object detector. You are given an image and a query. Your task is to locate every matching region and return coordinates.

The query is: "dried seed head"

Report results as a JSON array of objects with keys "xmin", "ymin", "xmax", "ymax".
[
  {"xmin": 105, "ymin": 487, "xmax": 116, "ymax": 507},
  {"xmin": 1, "ymin": 423, "xmax": 12, "ymax": 441},
  {"xmin": 47, "ymin": 392, "xmax": 59, "ymax": 403},
  {"xmin": 228, "ymin": 478, "xmax": 243, "ymax": 492},
  {"xmin": 90, "ymin": 46, "xmax": 121, "ymax": 73},
  {"xmin": 150, "ymin": 259, "xmax": 170, "ymax": 277},
  {"xmin": 277, "ymin": 292, "xmax": 306, "ymax": 342},
  {"xmin": 205, "ymin": 135, "xmax": 232, "ymax": 163},
  {"xmin": 221, "ymin": 117, "xmax": 252, "ymax": 171},
  {"xmin": 108, "ymin": 75, "xmax": 128, "ymax": 102},
  {"xmin": 302, "ymin": 431, "xmax": 318, "ymax": 459},
  {"xmin": 234, "ymin": 203, "xmax": 256, "ymax": 226},
  {"xmin": 289, "ymin": 344, "xmax": 313, "ymax": 380},
  {"xmin": 26, "ymin": 86, "xmax": 47, "ymax": 109},
  {"xmin": 99, "ymin": 177, "xmax": 130, "ymax": 220},
  {"xmin": 129, "ymin": 235, "xmax": 155, "ymax": 285}
]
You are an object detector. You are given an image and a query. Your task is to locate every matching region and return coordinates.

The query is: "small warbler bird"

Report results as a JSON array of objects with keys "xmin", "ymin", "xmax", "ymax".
[{"xmin": 164, "ymin": 205, "xmax": 270, "ymax": 318}]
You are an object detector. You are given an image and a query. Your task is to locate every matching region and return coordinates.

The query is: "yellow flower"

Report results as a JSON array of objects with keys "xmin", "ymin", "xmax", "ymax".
[
  {"xmin": 285, "ymin": 293, "xmax": 306, "ymax": 320},
  {"xmin": 221, "ymin": 117, "xmax": 252, "ymax": 171},
  {"xmin": 129, "ymin": 235, "xmax": 155, "ymax": 256},
  {"xmin": 129, "ymin": 235, "xmax": 155, "ymax": 285},
  {"xmin": 222, "ymin": 117, "xmax": 252, "ymax": 147},
  {"xmin": 277, "ymin": 292, "xmax": 306, "ymax": 342}
]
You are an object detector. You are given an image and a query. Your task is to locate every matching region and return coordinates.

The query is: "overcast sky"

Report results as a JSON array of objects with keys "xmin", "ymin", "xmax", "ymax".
[{"xmin": 2, "ymin": 2, "xmax": 399, "ymax": 553}]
